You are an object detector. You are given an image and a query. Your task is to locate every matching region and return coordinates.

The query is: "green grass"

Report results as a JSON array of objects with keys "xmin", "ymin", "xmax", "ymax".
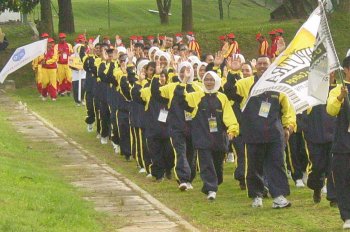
[
  {"xmin": 8, "ymin": 86, "xmax": 345, "ymax": 232},
  {"xmin": 0, "ymin": 105, "xmax": 121, "ymax": 231}
]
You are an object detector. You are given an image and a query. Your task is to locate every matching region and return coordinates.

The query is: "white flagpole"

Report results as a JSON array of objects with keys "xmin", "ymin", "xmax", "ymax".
[{"xmin": 78, "ymin": 70, "xmax": 82, "ymax": 102}]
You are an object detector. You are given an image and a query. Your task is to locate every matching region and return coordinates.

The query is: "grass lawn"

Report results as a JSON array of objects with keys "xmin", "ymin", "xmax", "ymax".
[
  {"xmin": 7, "ymin": 86, "xmax": 344, "ymax": 232},
  {"xmin": 0, "ymin": 105, "xmax": 124, "ymax": 231}
]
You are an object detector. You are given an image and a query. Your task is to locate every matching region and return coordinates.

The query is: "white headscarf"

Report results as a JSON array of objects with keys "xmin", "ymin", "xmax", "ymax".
[
  {"xmin": 188, "ymin": 55, "xmax": 201, "ymax": 67},
  {"xmin": 233, "ymin": 53, "xmax": 246, "ymax": 63},
  {"xmin": 117, "ymin": 46, "xmax": 126, "ymax": 54},
  {"xmin": 148, "ymin": 46, "xmax": 160, "ymax": 60},
  {"xmin": 202, "ymin": 71, "xmax": 221, "ymax": 93},
  {"xmin": 197, "ymin": 62, "xmax": 208, "ymax": 80},
  {"xmin": 159, "ymin": 51, "xmax": 171, "ymax": 65},
  {"xmin": 177, "ymin": 61, "xmax": 194, "ymax": 84},
  {"xmin": 136, "ymin": 59, "xmax": 150, "ymax": 76}
]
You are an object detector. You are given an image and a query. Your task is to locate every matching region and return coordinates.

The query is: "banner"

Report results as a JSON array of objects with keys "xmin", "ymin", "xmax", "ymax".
[
  {"xmin": 0, "ymin": 39, "xmax": 47, "ymax": 83},
  {"xmin": 243, "ymin": 7, "xmax": 322, "ymax": 113}
]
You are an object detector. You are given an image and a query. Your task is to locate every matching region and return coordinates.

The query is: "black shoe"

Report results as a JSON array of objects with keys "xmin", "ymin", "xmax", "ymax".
[
  {"xmin": 329, "ymin": 201, "xmax": 338, "ymax": 208},
  {"xmin": 66, "ymin": 92, "xmax": 71, "ymax": 97},
  {"xmin": 165, "ymin": 171, "xmax": 172, "ymax": 180},
  {"xmin": 239, "ymin": 180, "xmax": 246, "ymax": 190},
  {"xmin": 125, "ymin": 155, "xmax": 131, "ymax": 162},
  {"xmin": 313, "ymin": 189, "xmax": 321, "ymax": 203}
]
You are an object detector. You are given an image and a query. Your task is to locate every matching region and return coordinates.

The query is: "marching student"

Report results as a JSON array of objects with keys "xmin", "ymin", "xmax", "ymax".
[
  {"xmin": 32, "ymin": 32, "xmax": 49, "ymax": 95},
  {"xmin": 55, "ymin": 33, "xmax": 73, "ymax": 96},
  {"xmin": 326, "ymin": 56, "xmax": 350, "ymax": 230},
  {"xmin": 224, "ymin": 33, "xmax": 239, "ymax": 58},
  {"xmin": 151, "ymin": 61, "xmax": 202, "ymax": 191},
  {"xmin": 41, "ymin": 38, "xmax": 58, "ymax": 101},
  {"xmin": 268, "ymin": 30, "xmax": 277, "ymax": 59},
  {"xmin": 256, "ymin": 33, "xmax": 269, "ymax": 57},
  {"xmin": 224, "ymin": 56, "xmax": 296, "ymax": 208},
  {"xmin": 187, "ymin": 32, "xmax": 201, "ymax": 58},
  {"xmin": 176, "ymin": 70, "xmax": 239, "ymax": 200},
  {"xmin": 304, "ymin": 74, "xmax": 337, "ymax": 205},
  {"xmin": 83, "ymin": 42, "xmax": 102, "ymax": 134}
]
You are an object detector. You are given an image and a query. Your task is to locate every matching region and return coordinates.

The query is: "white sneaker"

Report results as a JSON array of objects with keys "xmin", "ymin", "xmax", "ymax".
[
  {"xmin": 252, "ymin": 197, "xmax": 263, "ymax": 208},
  {"xmin": 114, "ymin": 145, "xmax": 120, "ymax": 154},
  {"xmin": 138, "ymin": 168, "xmax": 146, "ymax": 174},
  {"xmin": 226, "ymin": 152, "xmax": 234, "ymax": 163},
  {"xmin": 41, "ymin": 96, "xmax": 47, "ymax": 101},
  {"xmin": 100, "ymin": 136, "xmax": 108, "ymax": 144},
  {"xmin": 52, "ymin": 98, "xmax": 57, "ymax": 101},
  {"xmin": 302, "ymin": 172, "xmax": 308, "ymax": 185},
  {"xmin": 96, "ymin": 133, "xmax": 101, "ymax": 139},
  {"xmin": 207, "ymin": 191, "xmax": 216, "ymax": 200},
  {"xmin": 81, "ymin": 101, "xmax": 86, "ymax": 106},
  {"xmin": 186, "ymin": 182, "xmax": 193, "ymax": 190},
  {"xmin": 87, "ymin": 124, "xmax": 93, "ymax": 132},
  {"xmin": 321, "ymin": 185, "xmax": 327, "ymax": 194},
  {"xmin": 178, "ymin": 183, "xmax": 188, "ymax": 191},
  {"xmin": 146, "ymin": 173, "xmax": 152, "ymax": 178},
  {"xmin": 343, "ymin": 219, "xmax": 350, "ymax": 229},
  {"xmin": 272, "ymin": 195, "xmax": 291, "ymax": 209},
  {"xmin": 296, "ymin": 179, "xmax": 305, "ymax": 188}
]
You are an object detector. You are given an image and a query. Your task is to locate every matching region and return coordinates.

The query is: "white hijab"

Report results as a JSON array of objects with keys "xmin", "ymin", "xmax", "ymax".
[
  {"xmin": 202, "ymin": 71, "xmax": 221, "ymax": 93},
  {"xmin": 177, "ymin": 61, "xmax": 194, "ymax": 84}
]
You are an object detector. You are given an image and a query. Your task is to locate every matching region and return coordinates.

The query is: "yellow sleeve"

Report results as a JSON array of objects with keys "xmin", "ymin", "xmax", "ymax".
[
  {"xmin": 158, "ymin": 80, "xmax": 174, "ymax": 99},
  {"xmin": 184, "ymin": 90, "xmax": 202, "ymax": 118},
  {"xmin": 279, "ymin": 93, "xmax": 297, "ymax": 131},
  {"xmin": 326, "ymin": 85, "xmax": 343, "ymax": 116},
  {"xmin": 46, "ymin": 48, "xmax": 58, "ymax": 64},
  {"xmin": 219, "ymin": 93, "xmax": 239, "ymax": 136},
  {"xmin": 235, "ymin": 76, "xmax": 254, "ymax": 108},
  {"xmin": 68, "ymin": 43, "xmax": 73, "ymax": 54},
  {"xmin": 140, "ymin": 87, "xmax": 151, "ymax": 103}
]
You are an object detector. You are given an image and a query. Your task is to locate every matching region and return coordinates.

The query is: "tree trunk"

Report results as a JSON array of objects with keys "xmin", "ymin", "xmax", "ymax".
[
  {"xmin": 218, "ymin": 0, "xmax": 223, "ymax": 20},
  {"xmin": 290, "ymin": 0, "xmax": 308, "ymax": 18},
  {"xmin": 58, "ymin": 0, "xmax": 75, "ymax": 33},
  {"xmin": 182, "ymin": 0, "xmax": 193, "ymax": 32},
  {"xmin": 157, "ymin": 0, "xmax": 171, "ymax": 24},
  {"xmin": 39, "ymin": 0, "xmax": 54, "ymax": 35}
]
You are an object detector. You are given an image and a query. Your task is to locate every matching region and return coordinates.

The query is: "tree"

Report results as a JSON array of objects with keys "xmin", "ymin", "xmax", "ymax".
[
  {"xmin": 181, "ymin": 0, "xmax": 193, "ymax": 32},
  {"xmin": 270, "ymin": 0, "xmax": 317, "ymax": 20},
  {"xmin": 57, "ymin": 0, "xmax": 75, "ymax": 33},
  {"xmin": 218, "ymin": 0, "xmax": 223, "ymax": 20},
  {"xmin": 37, "ymin": 0, "xmax": 54, "ymax": 35},
  {"xmin": 224, "ymin": 0, "xmax": 232, "ymax": 18},
  {"xmin": 156, "ymin": 0, "xmax": 171, "ymax": 25},
  {"xmin": 0, "ymin": 0, "xmax": 39, "ymax": 14}
]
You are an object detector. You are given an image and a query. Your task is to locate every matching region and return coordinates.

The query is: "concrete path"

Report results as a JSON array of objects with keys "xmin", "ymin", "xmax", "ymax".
[{"xmin": 0, "ymin": 90, "xmax": 199, "ymax": 232}]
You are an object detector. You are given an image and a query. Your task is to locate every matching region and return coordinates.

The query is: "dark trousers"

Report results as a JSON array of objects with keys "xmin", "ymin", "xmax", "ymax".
[
  {"xmin": 130, "ymin": 127, "xmax": 138, "ymax": 162},
  {"xmin": 148, "ymin": 137, "xmax": 174, "ymax": 180},
  {"xmin": 72, "ymin": 79, "xmax": 86, "ymax": 104},
  {"xmin": 108, "ymin": 91, "xmax": 119, "ymax": 145},
  {"xmin": 198, "ymin": 149, "xmax": 225, "ymax": 194},
  {"xmin": 332, "ymin": 154, "xmax": 350, "ymax": 221},
  {"xmin": 285, "ymin": 132, "xmax": 308, "ymax": 181},
  {"xmin": 141, "ymin": 128, "xmax": 152, "ymax": 174},
  {"xmin": 170, "ymin": 131, "xmax": 196, "ymax": 184},
  {"xmin": 246, "ymin": 140, "xmax": 290, "ymax": 198},
  {"xmin": 84, "ymin": 75, "xmax": 96, "ymax": 125},
  {"xmin": 232, "ymin": 136, "xmax": 245, "ymax": 183},
  {"xmin": 99, "ymin": 100, "xmax": 110, "ymax": 138},
  {"xmin": 307, "ymin": 142, "xmax": 336, "ymax": 201},
  {"xmin": 117, "ymin": 111, "xmax": 131, "ymax": 158}
]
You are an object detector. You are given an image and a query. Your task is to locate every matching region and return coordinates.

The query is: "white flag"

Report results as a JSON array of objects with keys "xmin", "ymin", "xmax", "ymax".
[
  {"xmin": 242, "ymin": 7, "xmax": 323, "ymax": 113},
  {"xmin": 308, "ymin": 4, "xmax": 341, "ymax": 104},
  {"xmin": 0, "ymin": 39, "xmax": 47, "ymax": 83},
  {"xmin": 93, "ymin": 35, "xmax": 100, "ymax": 46}
]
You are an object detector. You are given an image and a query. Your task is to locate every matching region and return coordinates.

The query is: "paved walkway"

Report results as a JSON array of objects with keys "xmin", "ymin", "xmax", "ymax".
[{"xmin": 0, "ymin": 90, "xmax": 199, "ymax": 232}]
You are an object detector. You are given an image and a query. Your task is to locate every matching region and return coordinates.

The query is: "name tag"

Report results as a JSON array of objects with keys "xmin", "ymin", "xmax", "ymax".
[
  {"xmin": 208, "ymin": 116, "xmax": 218, "ymax": 133},
  {"xmin": 184, "ymin": 110, "xmax": 192, "ymax": 121},
  {"xmin": 258, "ymin": 101, "xmax": 271, "ymax": 118},
  {"xmin": 62, "ymin": 53, "xmax": 68, "ymax": 60},
  {"xmin": 158, "ymin": 109, "xmax": 168, "ymax": 123}
]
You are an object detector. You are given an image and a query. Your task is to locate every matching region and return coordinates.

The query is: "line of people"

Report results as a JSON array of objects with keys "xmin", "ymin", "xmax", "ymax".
[{"xmin": 32, "ymin": 30, "xmax": 350, "ymax": 230}]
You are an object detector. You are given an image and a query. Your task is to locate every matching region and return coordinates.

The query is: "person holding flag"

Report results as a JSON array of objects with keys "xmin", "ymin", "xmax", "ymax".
[{"xmin": 326, "ymin": 56, "xmax": 350, "ymax": 230}]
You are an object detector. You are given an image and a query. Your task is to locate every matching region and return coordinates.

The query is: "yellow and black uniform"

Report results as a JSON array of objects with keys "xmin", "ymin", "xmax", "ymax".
[
  {"xmin": 132, "ymin": 79, "xmax": 174, "ymax": 180},
  {"xmin": 304, "ymin": 86, "xmax": 336, "ymax": 203},
  {"xmin": 151, "ymin": 62, "xmax": 202, "ymax": 187},
  {"xmin": 176, "ymin": 71, "xmax": 239, "ymax": 196},
  {"xmin": 224, "ymin": 74, "xmax": 296, "ymax": 200},
  {"xmin": 327, "ymin": 82, "xmax": 350, "ymax": 221},
  {"xmin": 83, "ymin": 53, "xmax": 101, "ymax": 134}
]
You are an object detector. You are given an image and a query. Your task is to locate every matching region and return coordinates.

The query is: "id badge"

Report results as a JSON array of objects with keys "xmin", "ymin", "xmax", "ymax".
[
  {"xmin": 158, "ymin": 109, "xmax": 168, "ymax": 123},
  {"xmin": 63, "ymin": 53, "xmax": 68, "ymax": 60},
  {"xmin": 184, "ymin": 110, "xmax": 192, "ymax": 121},
  {"xmin": 208, "ymin": 116, "xmax": 218, "ymax": 133},
  {"xmin": 258, "ymin": 101, "xmax": 271, "ymax": 118}
]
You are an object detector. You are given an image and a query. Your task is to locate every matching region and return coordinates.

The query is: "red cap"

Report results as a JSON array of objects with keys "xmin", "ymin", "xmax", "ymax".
[
  {"xmin": 187, "ymin": 31, "xmax": 194, "ymax": 36},
  {"xmin": 103, "ymin": 35, "xmax": 110, "ymax": 40},
  {"xmin": 256, "ymin": 33, "xmax": 262, "ymax": 41},
  {"xmin": 137, "ymin": 36, "xmax": 143, "ymax": 41},
  {"xmin": 47, "ymin": 38, "xmax": 55, "ymax": 43},
  {"xmin": 88, "ymin": 37, "xmax": 95, "ymax": 42},
  {"xmin": 41, "ymin": 33, "xmax": 49, "ymax": 38},
  {"xmin": 175, "ymin": 33, "xmax": 183, "ymax": 37},
  {"xmin": 159, "ymin": 35, "xmax": 165, "ymax": 41},
  {"xmin": 130, "ymin": 35, "xmax": 137, "ymax": 40},
  {"xmin": 147, "ymin": 35, "xmax": 154, "ymax": 40},
  {"xmin": 219, "ymin": 35, "xmax": 226, "ymax": 41},
  {"xmin": 268, "ymin": 30, "xmax": 276, "ymax": 35},
  {"xmin": 58, "ymin": 33, "xmax": 66, "ymax": 38},
  {"xmin": 227, "ymin": 33, "xmax": 235, "ymax": 39},
  {"xmin": 275, "ymin": 28, "xmax": 284, "ymax": 34}
]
